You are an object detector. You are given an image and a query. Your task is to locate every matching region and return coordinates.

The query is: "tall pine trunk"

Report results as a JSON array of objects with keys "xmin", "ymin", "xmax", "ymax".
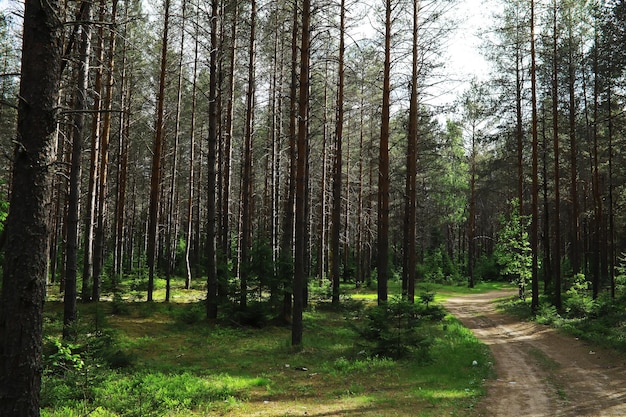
[
  {"xmin": 185, "ymin": 0, "xmax": 200, "ymax": 290},
  {"xmin": 147, "ymin": 0, "xmax": 170, "ymax": 302},
  {"xmin": 530, "ymin": 0, "xmax": 540, "ymax": 313},
  {"xmin": 93, "ymin": 0, "xmax": 118, "ymax": 302},
  {"xmin": 239, "ymin": 0, "xmax": 257, "ymax": 309},
  {"xmin": 377, "ymin": 0, "xmax": 392, "ymax": 304},
  {"xmin": 0, "ymin": 0, "xmax": 62, "ymax": 412},
  {"xmin": 82, "ymin": 2, "xmax": 106, "ymax": 302},
  {"xmin": 64, "ymin": 0, "xmax": 92, "ymax": 339},
  {"xmin": 403, "ymin": 0, "xmax": 419, "ymax": 301},
  {"xmin": 331, "ymin": 0, "xmax": 345, "ymax": 305},
  {"xmin": 551, "ymin": 0, "xmax": 562, "ymax": 309},
  {"xmin": 293, "ymin": 0, "xmax": 310, "ymax": 346},
  {"xmin": 206, "ymin": 0, "xmax": 219, "ymax": 318}
]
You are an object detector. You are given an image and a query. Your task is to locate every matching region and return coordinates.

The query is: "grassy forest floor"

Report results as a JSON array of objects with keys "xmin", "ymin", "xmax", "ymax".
[{"xmin": 40, "ymin": 279, "xmax": 511, "ymax": 417}]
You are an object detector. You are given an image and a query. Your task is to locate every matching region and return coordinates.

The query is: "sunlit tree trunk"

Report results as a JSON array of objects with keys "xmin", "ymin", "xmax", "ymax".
[
  {"xmin": 293, "ymin": 0, "xmax": 310, "ymax": 346},
  {"xmin": 113, "ymin": 0, "xmax": 130, "ymax": 288},
  {"xmin": 220, "ymin": 1, "xmax": 238, "ymax": 299},
  {"xmin": 206, "ymin": 0, "xmax": 219, "ymax": 318},
  {"xmin": 317, "ymin": 61, "xmax": 329, "ymax": 288},
  {"xmin": 93, "ymin": 0, "xmax": 118, "ymax": 302},
  {"xmin": 185, "ymin": 0, "xmax": 200, "ymax": 290},
  {"xmin": 240, "ymin": 0, "xmax": 257, "ymax": 309},
  {"xmin": 82, "ymin": 1, "xmax": 106, "ymax": 302},
  {"xmin": 64, "ymin": 0, "xmax": 92, "ymax": 339},
  {"xmin": 165, "ymin": 0, "xmax": 186, "ymax": 303},
  {"xmin": 403, "ymin": 0, "xmax": 420, "ymax": 301},
  {"xmin": 377, "ymin": 0, "xmax": 392, "ymax": 305},
  {"xmin": 147, "ymin": 0, "xmax": 170, "ymax": 302},
  {"xmin": 280, "ymin": 0, "xmax": 299, "ymax": 322},
  {"xmin": 331, "ymin": 0, "xmax": 345, "ymax": 305}
]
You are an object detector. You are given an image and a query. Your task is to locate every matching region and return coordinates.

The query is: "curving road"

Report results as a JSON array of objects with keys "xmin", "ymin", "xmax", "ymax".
[{"xmin": 444, "ymin": 290, "xmax": 626, "ymax": 417}]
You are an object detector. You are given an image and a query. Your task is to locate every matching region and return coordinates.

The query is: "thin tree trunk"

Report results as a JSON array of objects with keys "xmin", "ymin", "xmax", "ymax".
[
  {"xmin": 378, "ymin": 0, "xmax": 392, "ymax": 305},
  {"xmin": 206, "ymin": 0, "xmax": 219, "ymax": 318},
  {"xmin": 552, "ymin": 0, "xmax": 562, "ymax": 309},
  {"xmin": 93, "ymin": 0, "xmax": 118, "ymax": 302},
  {"xmin": 185, "ymin": 0, "xmax": 200, "ymax": 290},
  {"xmin": 165, "ymin": 0, "xmax": 186, "ymax": 303},
  {"xmin": 468, "ymin": 130, "xmax": 476, "ymax": 289},
  {"xmin": 591, "ymin": 36, "xmax": 602, "ymax": 300},
  {"xmin": 607, "ymin": 78, "xmax": 615, "ymax": 298},
  {"xmin": 280, "ymin": 0, "xmax": 299, "ymax": 322},
  {"xmin": 147, "ymin": 0, "xmax": 170, "ymax": 302},
  {"xmin": 567, "ymin": 16, "xmax": 580, "ymax": 276},
  {"xmin": 317, "ymin": 60, "xmax": 328, "ymax": 287},
  {"xmin": 530, "ymin": 0, "xmax": 540, "ymax": 313},
  {"xmin": 114, "ymin": 0, "xmax": 130, "ymax": 286},
  {"xmin": 83, "ymin": 1, "xmax": 106, "ymax": 302},
  {"xmin": 64, "ymin": 0, "xmax": 92, "ymax": 339},
  {"xmin": 331, "ymin": 0, "xmax": 345, "ymax": 305},
  {"xmin": 541, "ymin": 110, "xmax": 551, "ymax": 293},
  {"xmin": 404, "ymin": 0, "xmax": 419, "ymax": 302},
  {"xmin": 293, "ymin": 0, "xmax": 310, "ymax": 346},
  {"xmin": 240, "ymin": 0, "xmax": 257, "ymax": 309}
]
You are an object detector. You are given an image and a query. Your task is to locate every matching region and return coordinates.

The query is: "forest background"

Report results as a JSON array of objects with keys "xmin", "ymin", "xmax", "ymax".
[{"xmin": 1, "ymin": 0, "xmax": 626, "ymax": 415}]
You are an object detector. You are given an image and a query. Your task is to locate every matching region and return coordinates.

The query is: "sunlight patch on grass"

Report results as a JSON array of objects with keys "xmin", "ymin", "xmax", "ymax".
[{"xmin": 415, "ymin": 388, "xmax": 477, "ymax": 399}]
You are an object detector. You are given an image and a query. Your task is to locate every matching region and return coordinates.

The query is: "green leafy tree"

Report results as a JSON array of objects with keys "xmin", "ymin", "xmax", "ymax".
[{"xmin": 495, "ymin": 199, "xmax": 533, "ymax": 300}]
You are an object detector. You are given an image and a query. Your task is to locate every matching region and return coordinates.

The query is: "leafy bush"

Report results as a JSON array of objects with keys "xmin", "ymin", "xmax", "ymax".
[
  {"xmin": 229, "ymin": 301, "xmax": 270, "ymax": 328},
  {"xmin": 175, "ymin": 302, "xmax": 206, "ymax": 325},
  {"xmin": 564, "ymin": 273, "xmax": 594, "ymax": 318},
  {"xmin": 351, "ymin": 297, "xmax": 439, "ymax": 360},
  {"xmin": 308, "ymin": 279, "xmax": 333, "ymax": 301},
  {"xmin": 535, "ymin": 303, "xmax": 561, "ymax": 325},
  {"xmin": 494, "ymin": 199, "xmax": 532, "ymax": 298}
]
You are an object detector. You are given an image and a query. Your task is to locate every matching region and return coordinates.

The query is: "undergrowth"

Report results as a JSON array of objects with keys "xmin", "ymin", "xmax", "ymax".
[
  {"xmin": 41, "ymin": 280, "xmax": 495, "ymax": 416},
  {"xmin": 499, "ymin": 279, "xmax": 626, "ymax": 352}
]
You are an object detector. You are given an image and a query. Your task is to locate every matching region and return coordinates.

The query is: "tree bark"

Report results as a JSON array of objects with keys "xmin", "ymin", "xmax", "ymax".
[
  {"xmin": 93, "ymin": 0, "xmax": 118, "ymax": 302},
  {"xmin": 552, "ymin": 0, "xmax": 562, "ymax": 309},
  {"xmin": 185, "ymin": 0, "xmax": 200, "ymax": 290},
  {"xmin": 64, "ymin": 0, "xmax": 92, "ymax": 339},
  {"xmin": 82, "ymin": 1, "xmax": 106, "ymax": 302},
  {"xmin": 331, "ymin": 0, "xmax": 345, "ymax": 306},
  {"xmin": 0, "ymin": 0, "xmax": 62, "ymax": 413},
  {"xmin": 147, "ymin": 0, "xmax": 170, "ymax": 302},
  {"xmin": 206, "ymin": 0, "xmax": 219, "ymax": 318},
  {"xmin": 377, "ymin": 0, "xmax": 392, "ymax": 305},
  {"xmin": 530, "ymin": 0, "xmax": 540, "ymax": 313},
  {"xmin": 403, "ymin": 0, "xmax": 420, "ymax": 301},
  {"xmin": 280, "ymin": 0, "xmax": 299, "ymax": 322},
  {"xmin": 293, "ymin": 0, "xmax": 310, "ymax": 346},
  {"xmin": 239, "ymin": 0, "xmax": 257, "ymax": 309}
]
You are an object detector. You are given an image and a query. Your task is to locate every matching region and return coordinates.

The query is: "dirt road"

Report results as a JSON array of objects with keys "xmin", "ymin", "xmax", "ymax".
[{"xmin": 444, "ymin": 290, "xmax": 626, "ymax": 417}]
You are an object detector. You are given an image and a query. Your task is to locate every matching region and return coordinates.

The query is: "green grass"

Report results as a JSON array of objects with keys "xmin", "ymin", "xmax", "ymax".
[{"xmin": 41, "ymin": 278, "xmax": 499, "ymax": 416}]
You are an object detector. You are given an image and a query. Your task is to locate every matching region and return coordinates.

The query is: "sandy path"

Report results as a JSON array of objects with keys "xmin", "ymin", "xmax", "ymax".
[{"xmin": 444, "ymin": 290, "xmax": 626, "ymax": 417}]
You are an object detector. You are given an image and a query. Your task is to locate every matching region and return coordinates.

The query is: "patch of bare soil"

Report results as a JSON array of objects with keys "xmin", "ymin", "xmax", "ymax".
[{"xmin": 444, "ymin": 290, "xmax": 626, "ymax": 417}]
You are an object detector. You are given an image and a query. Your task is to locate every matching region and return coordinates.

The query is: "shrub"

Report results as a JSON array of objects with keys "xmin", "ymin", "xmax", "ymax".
[
  {"xmin": 351, "ymin": 297, "xmax": 437, "ymax": 360},
  {"xmin": 230, "ymin": 301, "xmax": 270, "ymax": 328},
  {"xmin": 175, "ymin": 302, "xmax": 206, "ymax": 325},
  {"xmin": 564, "ymin": 273, "xmax": 594, "ymax": 318}
]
